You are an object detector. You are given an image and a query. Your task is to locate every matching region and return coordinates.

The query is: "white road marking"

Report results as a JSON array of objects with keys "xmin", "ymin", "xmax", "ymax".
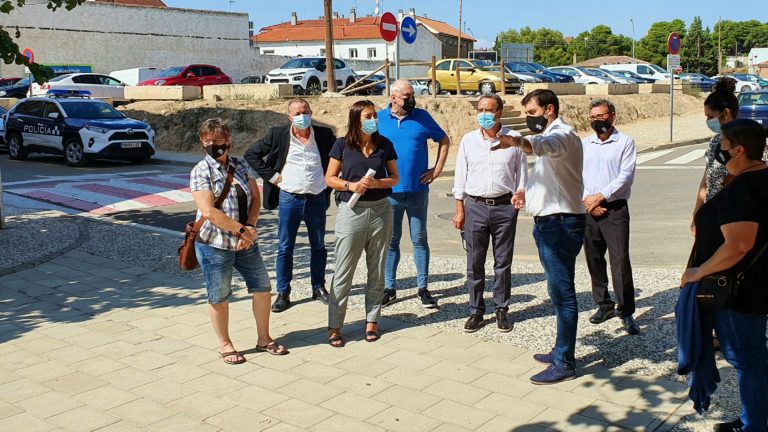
[
  {"xmin": 637, "ymin": 166, "xmax": 703, "ymax": 170},
  {"xmin": 664, "ymin": 149, "xmax": 706, "ymax": 165},
  {"xmin": 108, "ymin": 179, "xmax": 193, "ymax": 203},
  {"xmin": 636, "ymin": 149, "xmax": 674, "ymax": 165}
]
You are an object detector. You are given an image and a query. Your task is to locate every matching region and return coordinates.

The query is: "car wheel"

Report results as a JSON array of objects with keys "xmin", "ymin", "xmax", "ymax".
[
  {"xmin": 64, "ymin": 138, "xmax": 88, "ymax": 167},
  {"xmin": 345, "ymin": 76, "xmax": 356, "ymax": 90},
  {"xmin": 7, "ymin": 133, "xmax": 27, "ymax": 161},
  {"xmin": 306, "ymin": 78, "xmax": 322, "ymax": 95},
  {"xmin": 479, "ymin": 82, "xmax": 496, "ymax": 95},
  {"xmin": 740, "ymin": 85, "xmax": 751, "ymax": 93},
  {"xmin": 421, "ymin": 88, "xmax": 430, "ymax": 95},
  {"xmin": 430, "ymin": 80, "xmax": 441, "ymax": 95}
]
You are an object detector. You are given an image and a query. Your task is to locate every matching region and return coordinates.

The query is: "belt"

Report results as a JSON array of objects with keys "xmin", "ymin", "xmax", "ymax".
[
  {"xmin": 468, "ymin": 193, "xmax": 512, "ymax": 206},
  {"xmin": 533, "ymin": 212, "xmax": 582, "ymax": 224},
  {"xmin": 287, "ymin": 191, "xmax": 322, "ymax": 200}
]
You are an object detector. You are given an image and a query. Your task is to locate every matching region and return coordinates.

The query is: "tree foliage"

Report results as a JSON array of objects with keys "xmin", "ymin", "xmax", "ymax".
[
  {"xmin": 0, "ymin": 0, "xmax": 85, "ymax": 83},
  {"xmin": 494, "ymin": 26, "xmax": 570, "ymax": 66}
]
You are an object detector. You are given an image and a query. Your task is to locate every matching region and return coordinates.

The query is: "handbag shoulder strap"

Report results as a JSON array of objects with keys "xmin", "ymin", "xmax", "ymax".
[{"xmin": 192, "ymin": 164, "xmax": 236, "ymax": 232}]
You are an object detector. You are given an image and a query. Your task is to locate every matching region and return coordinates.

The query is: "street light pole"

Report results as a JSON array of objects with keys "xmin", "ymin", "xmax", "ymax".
[
  {"xmin": 630, "ymin": 18, "xmax": 636, "ymax": 61},
  {"xmin": 584, "ymin": 37, "xmax": 589, "ymax": 62}
]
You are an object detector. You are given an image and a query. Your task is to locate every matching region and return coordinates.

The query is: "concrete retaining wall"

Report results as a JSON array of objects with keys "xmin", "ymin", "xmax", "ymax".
[
  {"xmin": 203, "ymin": 84, "xmax": 293, "ymax": 101},
  {"xmin": 0, "ymin": 98, "xmax": 18, "ymax": 110},
  {"xmin": 638, "ymin": 84, "xmax": 672, "ymax": 94},
  {"xmin": 584, "ymin": 84, "xmax": 639, "ymax": 95},
  {"xmin": 524, "ymin": 83, "xmax": 586, "ymax": 95},
  {"xmin": 124, "ymin": 86, "xmax": 201, "ymax": 101}
]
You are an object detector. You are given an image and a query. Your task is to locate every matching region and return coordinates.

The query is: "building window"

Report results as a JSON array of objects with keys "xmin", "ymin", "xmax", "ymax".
[
  {"xmin": 349, "ymin": 48, "xmax": 358, "ymax": 58},
  {"xmin": 263, "ymin": 49, "xmax": 274, "ymax": 54},
  {"xmin": 367, "ymin": 48, "xmax": 377, "ymax": 59},
  {"xmin": 320, "ymin": 49, "xmax": 326, "ymax": 56}
]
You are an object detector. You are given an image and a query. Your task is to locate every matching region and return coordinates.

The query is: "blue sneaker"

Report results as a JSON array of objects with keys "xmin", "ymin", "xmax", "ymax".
[
  {"xmin": 533, "ymin": 350, "xmax": 554, "ymax": 365},
  {"xmin": 530, "ymin": 363, "xmax": 576, "ymax": 385}
]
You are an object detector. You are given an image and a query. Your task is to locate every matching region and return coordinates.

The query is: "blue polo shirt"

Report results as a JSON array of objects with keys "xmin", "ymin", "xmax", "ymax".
[{"xmin": 377, "ymin": 106, "xmax": 446, "ymax": 193}]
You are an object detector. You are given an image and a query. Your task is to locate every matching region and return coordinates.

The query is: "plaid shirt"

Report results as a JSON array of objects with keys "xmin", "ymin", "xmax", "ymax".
[{"xmin": 190, "ymin": 155, "xmax": 254, "ymax": 251}]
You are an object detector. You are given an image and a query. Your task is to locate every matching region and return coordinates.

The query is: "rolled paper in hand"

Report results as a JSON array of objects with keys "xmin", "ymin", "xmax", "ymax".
[{"xmin": 347, "ymin": 168, "xmax": 377, "ymax": 208}]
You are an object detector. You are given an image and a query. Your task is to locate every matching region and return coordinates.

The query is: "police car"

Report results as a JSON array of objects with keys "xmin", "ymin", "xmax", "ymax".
[{"xmin": 4, "ymin": 90, "xmax": 155, "ymax": 167}]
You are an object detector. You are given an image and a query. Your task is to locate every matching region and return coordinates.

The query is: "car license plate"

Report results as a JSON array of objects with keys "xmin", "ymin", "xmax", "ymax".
[{"xmin": 121, "ymin": 142, "xmax": 142, "ymax": 148}]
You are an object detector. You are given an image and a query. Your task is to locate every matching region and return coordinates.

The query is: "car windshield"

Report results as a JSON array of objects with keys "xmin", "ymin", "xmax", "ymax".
[
  {"xmin": 157, "ymin": 67, "xmax": 185, "ymax": 78},
  {"xmin": 649, "ymin": 64, "xmax": 667, "ymax": 74},
  {"xmin": 732, "ymin": 74, "xmax": 755, "ymax": 82},
  {"xmin": 280, "ymin": 58, "xmax": 323, "ymax": 69},
  {"xmin": 529, "ymin": 63, "xmax": 547, "ymax": 71},
  {"xmin": 3, "ymin": 77, "xmax": 29, "ymax": 87},
  {"xmin": 60, "ymin": 101, "xmax": 125, "ymax": 119},
  {"xmin": 49, "ymin": 74, "xmax": 72, "ymax": 82},
  {"xmin": 589, "ymin": 69, "xmax": 610, "ymax": 77},
  {"xmin": 738, "ymin": 93, "xmax": 768, "ymax": 106},
  {"xmin": 582, "ymin": 68, "xmax": 604, "ymax": 77}
]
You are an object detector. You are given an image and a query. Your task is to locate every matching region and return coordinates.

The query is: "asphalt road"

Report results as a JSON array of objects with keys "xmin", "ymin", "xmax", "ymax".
[{"xmin": 0, "ymin": 144, "xmax": 706, "ymax": 268}]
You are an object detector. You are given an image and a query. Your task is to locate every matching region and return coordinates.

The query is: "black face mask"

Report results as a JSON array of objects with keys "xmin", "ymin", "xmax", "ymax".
[
  {"xmin": 526, "ymin": 115, "xmax": 548, "ymax": 133},
  {"xmin": 402, "ymin": 97, "xmax": 416, "ymax": 114},
  {"xmin": 714, "ymin": 146, "xmax": 734, "ymax": 165},
  {"xmin": 591, "ymin": 120, "xmax": 613, "ymax": 135},
  {"xmin": 205, "ymin": 144, "xmax": 228, "ymax": 158}
]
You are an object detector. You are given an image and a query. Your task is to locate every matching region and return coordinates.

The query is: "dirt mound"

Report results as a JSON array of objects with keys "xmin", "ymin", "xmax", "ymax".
[{"xmin": 119, "ymin": 93, "xmax": 705, "ymax": 154}]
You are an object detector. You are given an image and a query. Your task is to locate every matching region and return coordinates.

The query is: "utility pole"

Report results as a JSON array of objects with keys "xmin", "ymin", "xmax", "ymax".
[
  {"xmin": 717, "ymin": 16, "xmax": 722, "ymax": 74},
  {"xmin": 457, "ymin": 0, "xmax": 462, "ymax": 58},
  {"xmin": 323, "ymin": 0, "xmax": 336, "ymax": 92},
  {"xmin": 630, "ymin": 18, "xmax": 636, "ymax": 61}
]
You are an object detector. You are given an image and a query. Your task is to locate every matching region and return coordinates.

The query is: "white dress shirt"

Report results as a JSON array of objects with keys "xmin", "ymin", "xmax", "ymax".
[
  {"xmin": 582, "ymin": 128, "xmax": 636, "ymax": 201},
  {"xmin": 453, "ymin": 127, "xmax": 528, "ymax": 200},
  {"xmin": 525, "ymin": 118, "xmax": 585, "ymax": 216},
  {"xmin": 273, "ymin": 128, "xmax": 326, "ymax": 195}
]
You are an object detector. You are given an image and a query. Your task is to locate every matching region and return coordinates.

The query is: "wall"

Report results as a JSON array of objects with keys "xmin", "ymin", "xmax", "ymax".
[{"xmin": 0, "ymin": 2, "xmax": 255, "ymax": 81}]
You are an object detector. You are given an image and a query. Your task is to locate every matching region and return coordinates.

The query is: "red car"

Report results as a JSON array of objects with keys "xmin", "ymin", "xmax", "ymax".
[{"xmin": 138, "ymin": 64, "xmax": 232, "ymax": 87}]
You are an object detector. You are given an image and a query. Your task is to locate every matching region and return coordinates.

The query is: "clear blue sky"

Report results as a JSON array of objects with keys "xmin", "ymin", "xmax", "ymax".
[{"xmin": 165, "ymin": 0, "xmax": 764, "ymax": 48}]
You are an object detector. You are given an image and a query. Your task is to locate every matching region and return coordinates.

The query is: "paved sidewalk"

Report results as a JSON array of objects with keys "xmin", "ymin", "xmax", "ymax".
[{"xmin": 0, "ymin": 246, "xmax": 694, "ymax": 432}]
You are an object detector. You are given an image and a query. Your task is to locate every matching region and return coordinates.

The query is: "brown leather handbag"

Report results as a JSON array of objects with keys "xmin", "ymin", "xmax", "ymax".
[{"xmin": 179, "ymin": 166, "xmax": 235, "ymax": 270}]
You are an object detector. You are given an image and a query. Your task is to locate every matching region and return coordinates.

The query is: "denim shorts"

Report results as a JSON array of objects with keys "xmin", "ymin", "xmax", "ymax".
[{"xmin": 195, "ymin": 241, "xmax": 271, "ymax": 304}]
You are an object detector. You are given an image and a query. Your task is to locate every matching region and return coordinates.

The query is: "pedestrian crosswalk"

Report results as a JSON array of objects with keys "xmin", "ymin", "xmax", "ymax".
[
  {"xmin": 5, "ymin": 172, "xmax": 193, "ymax": 215},
  {"xmin": 636, "ymin": 145, "xmax": 707, "ymax": 169}
]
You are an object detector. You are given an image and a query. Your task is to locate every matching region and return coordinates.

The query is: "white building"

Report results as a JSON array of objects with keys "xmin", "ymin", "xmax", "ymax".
[{"xmin": 747, "ymin": 48, "xmax": 768, "ymax": 75}]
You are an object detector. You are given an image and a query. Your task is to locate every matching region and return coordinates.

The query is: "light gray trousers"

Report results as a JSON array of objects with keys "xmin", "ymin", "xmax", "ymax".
[{"xmin": 328, "ymin": 198, "xmax": 393, "ymax": 329}]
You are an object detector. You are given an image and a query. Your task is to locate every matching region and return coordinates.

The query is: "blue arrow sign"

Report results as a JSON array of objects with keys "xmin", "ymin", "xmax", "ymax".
[{"xmin": 401, "ymin": 16, "xmax": 417, "ymax": 44}]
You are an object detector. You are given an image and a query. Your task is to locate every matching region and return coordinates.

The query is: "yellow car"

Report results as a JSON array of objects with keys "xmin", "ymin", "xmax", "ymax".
[{"xmin": 427, "ymin": 59, "xmax": 522, "ymax": 95}]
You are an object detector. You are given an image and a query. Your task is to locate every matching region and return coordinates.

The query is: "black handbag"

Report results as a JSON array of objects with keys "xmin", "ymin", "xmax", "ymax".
[{"xmin": 694, "ymin": 242, "xmax": 768, "ymax": 308}]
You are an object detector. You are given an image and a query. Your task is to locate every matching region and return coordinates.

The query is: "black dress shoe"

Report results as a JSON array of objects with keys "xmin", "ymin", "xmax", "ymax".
[
  {"xmin": 312, "ymin": 287, "xmax": 329, "ymax": 304},
  {"xmin": 622, "ymin": 315, "xmax": 640, "ymax": 335},
  {"xmin": 464, "ymin": 314, "xmax": 484, "ymax": 333},
  {"xmin": 589, "ymin": 305, "xmax": 617, "ymax": 324},
  {"xmin": 713, "ymin": 418, "xmax": 743, "ymax": 432},
  {"xmin": 496, "ymin": 310, "xmax": 512, "ymax": 333},
  {"xmin": 271, "ymin": 293, "xmax": 291, "ymax": 313}
]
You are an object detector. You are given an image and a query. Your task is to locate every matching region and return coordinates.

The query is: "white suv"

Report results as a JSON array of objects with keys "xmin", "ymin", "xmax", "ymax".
[{"xmin": 266, "ymin": 57, "xmax": 356, "ymax": 95}]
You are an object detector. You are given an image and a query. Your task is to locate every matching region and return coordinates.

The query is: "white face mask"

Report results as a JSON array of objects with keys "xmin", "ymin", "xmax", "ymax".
[
  {"xmin": 292, "ymin": 114, "xmax": 312, "ymax": 130},
  {"xmin": 706, "ymin": 118, "xmax": 721, "ymax": 134}
]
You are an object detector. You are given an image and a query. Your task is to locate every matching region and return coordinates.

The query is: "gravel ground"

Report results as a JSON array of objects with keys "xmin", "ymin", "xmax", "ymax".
[{"xmin": 0, "ymin": 208, "xmax": 746, "ymax": 431}]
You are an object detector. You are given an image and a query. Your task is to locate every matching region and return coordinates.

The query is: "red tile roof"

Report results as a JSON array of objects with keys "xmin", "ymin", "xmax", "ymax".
[
  {"xmin": 92, "ymin": 0, "xmax": 166, "ymax": 7},
  {"xmin": 254, "ymin": 15, "xmax": 474, "ymax": 43}
]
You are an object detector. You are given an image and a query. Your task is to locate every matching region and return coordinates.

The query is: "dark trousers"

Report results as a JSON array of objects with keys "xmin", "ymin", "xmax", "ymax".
[
  {"xmin": 583, "ymin": 199, "xmax": 635, "ymax": 317},
  {"xmin": 463, "ymin": 198, "xmax": 518, "ymax": 315}
]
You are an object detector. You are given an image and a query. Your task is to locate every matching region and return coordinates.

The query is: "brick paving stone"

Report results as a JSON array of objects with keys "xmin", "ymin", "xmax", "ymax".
[
  {"xmin": 119, "ymin": 351, "xmax": 177, "ymax": 371},
  {"xmin": 47, "ymin": 405, "xmax": 120, "ymax": 431},
  {"xmin": 367, "ymin": 406, "xmax": 441, "ymax": 432},
  {"xmin": 222, "ymin": 385, "xmax": 290, "ymax": 411},
  {"xmin": 38, "ymin": 324, "xmax": 90, "ymax": 340},
  {"xmin": 423, "ymin": 359, "xmax": 486, "ymax": 384},
  {"xmin": 523, "ymin": 386, "xmax": 597, "ymax": 413},
  {"xmin": 152, "ymin": 363, "xmax": 211, "ymax": 383},
  {"xmin": 154, "ymin": 323, "xmax": 205, "ymax": 341},
  {"xmin": 380, "ymin": 350, "xmax": 441, "ymax": 371},
  {"xmin": 0, "ymin": 378, "xmax": 52, "ymax": 403},
  {"xmin": 16, "ymin": 390, "xmax": 84, "ymax": 418},
  {"xmin": 289, "ymin": 360, "xmax": 347, "ymax": 384},
  {"xmin": 44, "ymin": 345, "xmax": 98, "ymax": 364},
  {"xmin": 134, "ymin": 337, "xmax": 192, "ymax": 356},
  {"xmin": 373, "ymin": 384, "xmax": 441, "ymax": 412},
  {"xmin": 474, "ymin": 372, "xmax": 539, "ymax": 399},
  {"xmin": 0, "ymin": 412, "xmax": 56, "ymax": 432},
  {"xmin": 377, "ymin": 365, "xmax": 441, "ymax": 390},
  {"xmin": 91, "ymin": 341, "xmax": 145, "ymax": 359},
  {"xmin": 327, "ymin": 372, "xmax": 392, "ymax": 398},
  {"xmin": 309, "ymin": 414, "xmax": 386, "ymax": 432},
  {"xmin": 108, "ymin": 397, "xmax": 176, "ymax": 427},
  {"xmin": 290, "ymin": 345, "xmax": 354, "ymax": 366},
  {"xmin": 381, "ymin": 336, "xmax": 443, "ymax": 355},
  {"xmin": 44, "ymin": 371, "xmax": 107, "ymax": 396},
  {"xmin": 237, "ymin": 368, "xmax": 300, "ymax": 390},
  {"xmin": 424, "ymin": 379, "xmax": 492, "ymax": 405},
  {"xmin": 248, "ymin": 350, "xmax": 307, "ymax": 372},
  {"xmin": 335, "ymin": 339, "xmax": 399, "ymax": 360},
  {"xmin": 70, "ymin": 356, "xmax": 127, "ymax": 376},
  {"xmin": 426, "ymin": 331, "xmax": 481, "ymax": 349},
  {"xmin": 113, "ymin": 328, "xmax": 163, "ymax": 345},
  {"xmin": 15, "ymin": 336, "xmax": 69, "ymax": 354},
  {"xmin": 0, "ymin": 349, "xmax": 47, "ymax": 370},
  {"xmin": 74, "ymin": 385, "xmax": 140, "ymax": 411},
  {"xmin": 472, "ymin": 355, "xmax": 536, "ymax": 378},
  {"xmin": 199, "ymin": 357, "xmax": 260, "ymax": 379},
  {"xmin": 0, "ymin": 400, "xmax": 23, "ymax": 420},
  {"xmin": 319, "ymin": 391, "xmax": 390, "ymax": 421},
  {"xmin": 17, "ymin": 361, "xmax": 77, "ymax": 382},
  {"xmin": 529, "ymin": 407, "xmax": 610, "ymax": 432},
  {"xmin": 127, "ymin": 316, "xmax": 175, "ymax": 332},
  {"xmin": 166, "ymin": 392, "xmax": 237, "ymax": 420},
  {"xmin": 100, "ymin": 367, "xmax": 158, "ymax": 390},
  {"xmin": 572, "ymin": 381, "xmax": 644, "ymax": 407},
  {"xmin": 185, "ymin": 372, "xmax": 249, "ymax": 396},
  {"xmin": 276, "ymin": 377, "xmax": 343, "ymax": 405},
  {"xmin": 264, "ymin": 399, "xmax": 335, "ymax": 429},
  {"xmin": 478, "ymin": 415, "xmax": 539, "ymax": 432},
  {"xmin": 132, "ymin": 379, "xmax": 195, "ymax": 404},
  {"xmin": 580, "ymin": 399, "xmax": 661, "ymax": 430},
  {"xmin": 473, "ymin": 392, "xmax": 548, "ymax": 421},
  {"xmin": 334, "ymin": 355, "xmax": 398, "ymax": 378},
  {"xmin": 65, "ymin": 331, "xmax": 119, "ymax": 349},
  {"xmin": 205, "ymin": 405, "xmax": 279, "ymax": 431},
  {"xmin": 146, "ymin": 413, "xmax": 220, "ymax": 432},
  {"xmin": 167, "ymin": 345, "xmax": 217, "ymax": 366},
  {"xmin": 431, "ymin": 423, "xmax": 474, "ymax": 432},
  {"xmin": 422, "ymin": 399, "xmax": 496, "ymax": 430},
  {"xmin": 85, "ymin": 320, "xmax": 135, "ymax": 335}
]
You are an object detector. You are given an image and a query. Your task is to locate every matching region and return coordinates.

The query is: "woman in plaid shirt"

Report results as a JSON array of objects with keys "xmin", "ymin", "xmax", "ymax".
[{"xmin": 190, "ymin": 118, "xmax": 288, "ymax": 364}]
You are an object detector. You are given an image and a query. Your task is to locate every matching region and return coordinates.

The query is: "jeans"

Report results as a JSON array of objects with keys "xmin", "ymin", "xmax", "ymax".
[
  {"xmin": 713, "ymin": 308, "xmax": 768, "ymax": 431},
  {"xmin": 276, "ymin": 190, "xmax": 327, "ymax": 294},
  {"xmin": 532, "ymin": 214, "xmax": 586, "ymax": 370},
  {"xmin": 385, "ymin": 191, "xmax": 430, "ymax": 290},
  {"xmin": 195, "ymin": 241, "xmax": 271, "ymax": 304}
]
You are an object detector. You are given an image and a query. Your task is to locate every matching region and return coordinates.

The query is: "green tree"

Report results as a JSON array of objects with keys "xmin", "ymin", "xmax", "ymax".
[
  {"xmin": 495, "ymin": 26, "xmax": 570, "ymax": 66},
  {"xmin": 681, "ymin": 17, "xmax": 717, "ymax": 75},
  {"xmin": 0, "ymin": 0, "xmax": 85, "ymax": 82},
  {"xmin": 636, "ymin": 19, "xmax": 686, "ymax": 68}
]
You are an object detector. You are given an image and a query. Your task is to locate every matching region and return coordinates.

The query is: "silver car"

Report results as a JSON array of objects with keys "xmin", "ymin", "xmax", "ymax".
[{"xmin": 548, "ymin": 66, "xmax": 615, "ymax": 84}]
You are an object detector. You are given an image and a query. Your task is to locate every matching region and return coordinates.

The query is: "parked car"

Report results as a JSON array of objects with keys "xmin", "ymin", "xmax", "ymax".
[
  {"xmin": 592, "ymin": 69, "xmax": 641, "ymax": 84},
  {"xmin": 4, "ymin": 90, "xmax": 155, "ymax": 166},
  {"xmin": 387, "ymin": 78, "xmax": 431, "ymax": 96},
  {"xmin": 109, "ymin": 67, "xmax": 161, "ymax": 86},
  {"xmin": 265, "ymin": 57, "xmax": 356, "ymax": 95},
  {"xmin": 601, "ymin": 63, "xmax": 671, "ymax": 81},
  {"xmin": 730, "ymin": 73, "xmax": 768, "ymax": 90},
  {"xmin": 678, "ymin": 73, "xmax": 717, "ymax": 92},
  {"xmin": 526, "ymin": 62, "xmax": 575, "ymax": 83},
  {"xmin": 348, "ymin": 73, "xmax": 386, "ymax": 95},
  {"xmin": 0, "ymin": 77, "xmax": 22, "ymax": 87},
  {"xmin": 587, "ymin": 68, "xmax": 630, "ymax": 83},
  {"xmin": 31, "ymin": 73, "xmax": 128, "ymax": 101},
  {"xmin": 0, "ymin": 77, "xmax": 31, "ymax": 98},
  {"xmin": 600, "ymin": 69, "xmax": 655, "ymax": 83},
  {"xmin": 0, "ymin": 105, "xmax": 7, "ymax": 149},
  {"xmin": 712, "ymin": 74, "xmax": 760, "ymax": 93},
  {"xmin": 240, "ymin": 75, "xmax": 265, "ymax": 84},
  {"xmin": 138, "ymin": 64, "xmax": 232, "ymax": 88},
  {"xmin": 737, "ymin": 90, "xmax": 768, "ymax": 134},
  {"xmin": 548, "ymin": 66, "xmax": 614, "ymax": 84},
  {"xmin": 427, "ymin": 59, "xmax": 522, "ymax": 95},
  {"xmin": 497, "ymin": 63, "xmax": 553, "ymax": 83}
]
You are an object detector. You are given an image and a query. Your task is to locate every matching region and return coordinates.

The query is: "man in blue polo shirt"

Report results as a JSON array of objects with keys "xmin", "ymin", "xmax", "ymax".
[{"xmin": 378, "ymin": 79, "xmax": 451, "ymax": 308}]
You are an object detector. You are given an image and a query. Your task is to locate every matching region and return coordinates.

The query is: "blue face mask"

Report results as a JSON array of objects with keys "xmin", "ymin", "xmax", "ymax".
[
  {"xmin": 706, "ymin": 118, "xmax": 721, "ymax": 134},
  {"xmin": 362, "ymin": 118, "xmax": 378, "ymax": 135},
  {"xmin": 292, "ymin": 114, "xmax": 311, "ymax": 130},
  {"xmin": 477, "ymin": 112, "xmax": 497, "ymax": 130}
]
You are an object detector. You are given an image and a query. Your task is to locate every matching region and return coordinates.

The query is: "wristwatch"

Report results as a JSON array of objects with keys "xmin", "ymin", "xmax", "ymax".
[
  {"xmin": 344, "ymin": 181, "xmax": 350, "ymax": 191},
  {"xmin": 235, "ymin": 225, "xmax": 246, "ymax": 236}
]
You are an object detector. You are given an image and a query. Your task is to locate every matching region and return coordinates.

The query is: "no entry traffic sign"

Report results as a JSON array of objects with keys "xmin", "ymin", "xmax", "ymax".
[
  {"xmin": 21, "ymin": 48, "xmax": 34, "ymax": 63},
  {"xmin": 379, "ymin": 12, "xmax": 398, "ymax": 42},
  {"xmin": 667, "ymin": 32, "xmax": 681, "ymax": 55}
]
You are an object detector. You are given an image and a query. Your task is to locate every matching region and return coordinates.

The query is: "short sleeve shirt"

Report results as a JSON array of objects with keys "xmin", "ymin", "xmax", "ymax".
[
  {"xmin": 705, "ymin": 133, "xmax": 768, "ymax": 201},
  {"xmin": 693, "ymin": 168, "xmax": 768, "ymax": 313},
  {"xmin": 190, "ymin": 155, "xmax": 254, "ymax": 251},
  {"xmin": 329, "ymin": 137, "xmax": 398, "ymax": 202},
  {"xmin": 377, "ymin": 106, "xmax": 446, "ymax": 193}
]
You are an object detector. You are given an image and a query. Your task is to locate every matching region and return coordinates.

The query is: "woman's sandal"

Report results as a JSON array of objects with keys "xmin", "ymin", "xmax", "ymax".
[
  {"xmin": 255, "ymin": 341, "xmax": 289, "ymax": 356},
  {"xmin": 328, "ymin": 331, "xmax": 344, "ymax": 348},
  {"xmin": 365, "ymin": 322, "xmax": 379, "ymax": 343},
  {"xmin": 219, "ymin": 351, "xmax": 246, "ymax": 365}
]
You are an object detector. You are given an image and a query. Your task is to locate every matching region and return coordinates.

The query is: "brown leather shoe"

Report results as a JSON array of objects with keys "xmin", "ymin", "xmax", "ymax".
[
  {"xmin": 464, "ymin": 314, "xmax": 484, "ymax": 333},
  {"xmin": 496, "ymin": 310, "xmax": 513, "ymax": 333}
]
